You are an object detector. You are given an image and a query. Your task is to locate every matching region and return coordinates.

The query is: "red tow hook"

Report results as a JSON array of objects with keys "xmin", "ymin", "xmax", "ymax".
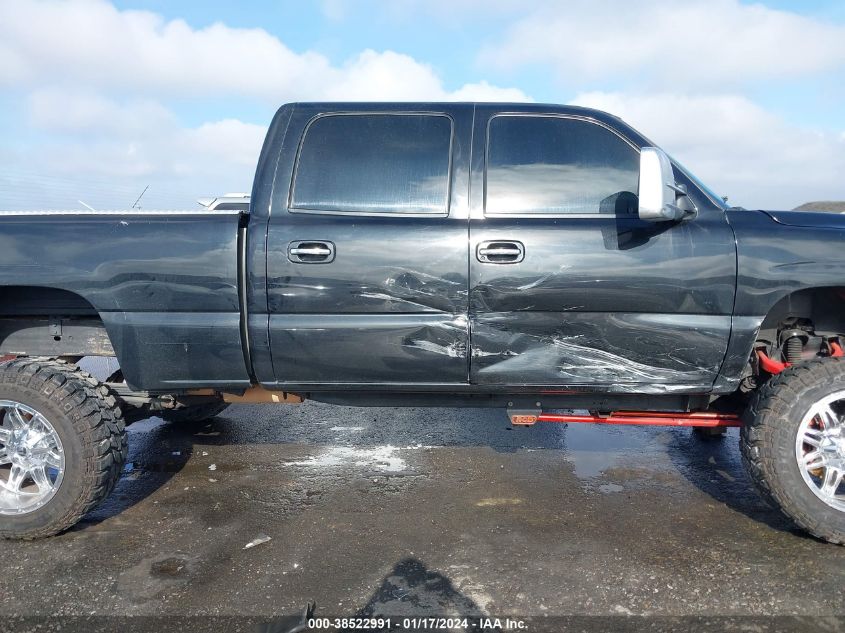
[
  {"xmin": 831, "ymin": 341, "xmax": 844, "ymax": 358},
  {"xmin": 756, "ymin": 349, "xmax": 790, "ymax": 374}
]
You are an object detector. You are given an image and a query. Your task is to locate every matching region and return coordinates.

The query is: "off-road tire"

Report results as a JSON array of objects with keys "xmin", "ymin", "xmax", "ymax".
[
  {"xmin": 741, "ymin": 358, "xmax": 845, "ymax": 544},
  {"xmin": 0, "ymin": 357, "xmax": 127, "ymax": 539},
  {"xmin": 159, "ymin": 401, "xmax": 230, "ymax": 424}
]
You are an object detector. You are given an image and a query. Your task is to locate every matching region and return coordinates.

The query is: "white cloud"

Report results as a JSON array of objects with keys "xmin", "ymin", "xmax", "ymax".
[
  {"xmin": 482, "ymin": 0, "xmax": 845, "ymax": 207},
  {"xmin": 27, "ymin": 90, "xmax": 175, "ymax": 137},
  {"xmin": 447, "ymin": 80, "xmax": 530, "ymax": 102},
  {"xmin": 480, "ymin": 0, "xmax": 845, "ymax": 87},
  {"xmin": 2, "ymin": 91, "xmax": 266, "ymax": 209},
  {"xmin": 571, "ymin": 91, "xmax": 845, "ymax": 208},
  {"xmin": 0, "ymin": 0, "xmax": 327, "ymax": 101},
  {"xmin": 319, "ymin": 52, "xmax": 532, "ymax": 101},
  {"xmin": 0, "ymin": 0, "xmax": 528, "ymax": 103},
  {"xmin": 1, "ymin": 0, "xmax": 840, "ymax": 211},
  {"xmin": 0, "ymin": 0, "xmax": 530, "ymax": 209},
  {"xmin": 317, "ymin": 50, "xmax": 448, "ymax": 101}
]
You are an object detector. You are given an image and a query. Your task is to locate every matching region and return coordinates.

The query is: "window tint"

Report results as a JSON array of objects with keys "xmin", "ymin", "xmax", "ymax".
[
  {"xmin": 486, "ymin": 116, "xmax": 639, "ymax": 215},
  {"xmin": 292, "ymin": 114, "xmax": 452, "ymax": 215}
]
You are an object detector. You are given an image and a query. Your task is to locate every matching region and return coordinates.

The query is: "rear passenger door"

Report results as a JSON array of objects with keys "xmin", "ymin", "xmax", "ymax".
[
  {"xmin": 468, "ymin": 108, "xmax": 737, "ymax": 390},
  {"xmin": 265, "ymin": 107, "xmax": 471, "ymax": 386}
]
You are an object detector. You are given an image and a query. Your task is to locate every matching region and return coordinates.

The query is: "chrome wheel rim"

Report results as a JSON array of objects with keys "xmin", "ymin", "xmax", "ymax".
[
  {"xmin": 795, "ymin": 390, "xmax": 845, "ymax": 512},
  {"xmin": 0, "ymin": 400, "xmax": 65, "ymax": 515}
]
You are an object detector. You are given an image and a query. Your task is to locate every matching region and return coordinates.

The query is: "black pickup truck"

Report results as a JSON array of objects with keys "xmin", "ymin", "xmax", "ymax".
[{"xmin": 1, "ymin": 102, "xmax": 844, "ymax": 543}]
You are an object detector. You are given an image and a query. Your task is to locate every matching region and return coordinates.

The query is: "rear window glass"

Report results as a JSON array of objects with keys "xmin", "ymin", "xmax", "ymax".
[
  {"xmin": 485, "ymin": 115, "xmax": 639, "ymax": 215},
  {"xmin": 291, "ymin": 114, "xmax": 452, "ymax": 215}
]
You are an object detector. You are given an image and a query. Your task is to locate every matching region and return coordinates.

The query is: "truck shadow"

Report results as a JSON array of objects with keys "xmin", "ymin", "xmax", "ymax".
[
  {"xmin": 74, "ymin": 417, "xmax": 200, "ymax": 531},
  {"xmin": 203, "ymin": 403, "xmax": 566, "ymax": 454},
  {"xmin": 75, "ymin": 406, "xmax": 552, "ymax": 528},
  {"xmin": 665, "ymin": 429, "xmax": 805, "ymax": 538}
]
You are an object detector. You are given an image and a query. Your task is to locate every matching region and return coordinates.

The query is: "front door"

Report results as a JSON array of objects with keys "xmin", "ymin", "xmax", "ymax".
[
  {"xmin": 266, "ymin": 106, "xmax": 471, "ymax": 386},
  {"xmin": 468, "ymin": 108, "xmax": 737, "ymax": 391}
]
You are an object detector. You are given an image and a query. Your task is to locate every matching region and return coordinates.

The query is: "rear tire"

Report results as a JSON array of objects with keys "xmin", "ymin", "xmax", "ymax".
[
  {"xmin": 741, "ymin": 358, "xmax": 845, "ymax": 544},
  {"xmin": 0, "ymin": 358, "xmax": 127, "ymax": 539}
]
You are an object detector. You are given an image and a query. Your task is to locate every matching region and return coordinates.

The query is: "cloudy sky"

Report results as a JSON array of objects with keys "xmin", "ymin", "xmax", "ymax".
[{"xmin": 1, "ymin": 0, "xmax": 843, "ymax": 210}]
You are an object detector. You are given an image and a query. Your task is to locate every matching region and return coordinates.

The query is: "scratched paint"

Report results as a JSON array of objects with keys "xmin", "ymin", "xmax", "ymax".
[{"xmin": 471, "ymin": 312, "xmax": 729, "ymax": 389}]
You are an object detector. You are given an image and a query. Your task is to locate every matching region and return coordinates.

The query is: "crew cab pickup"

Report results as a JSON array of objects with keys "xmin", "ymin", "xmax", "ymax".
[{"xmin": 2, "ymin": 102, "xmax": 844, "ymax": 542}]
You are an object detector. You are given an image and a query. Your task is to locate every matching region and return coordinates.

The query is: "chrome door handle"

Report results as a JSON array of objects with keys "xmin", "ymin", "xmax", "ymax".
[
  {"xmin": 288, "ymin": 240, "xmax": 335, "ymax": 263},
  {"xmin": 290, "ymin": 247, "xmax": 331, "ymax": 256},
  {"xmin": 477, "ymin": 240, "xmax": 524, "ymax": 264}
]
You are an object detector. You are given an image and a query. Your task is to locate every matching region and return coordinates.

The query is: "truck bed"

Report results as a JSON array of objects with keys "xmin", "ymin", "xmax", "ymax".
[{"xmin": 0, "ymin": 210, "xmax": 250, "ymax": 390}]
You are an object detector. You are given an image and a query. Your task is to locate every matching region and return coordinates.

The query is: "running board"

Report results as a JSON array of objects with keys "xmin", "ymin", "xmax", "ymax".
[{"xmin": 507, "ymin": 409, "xmax": 742, "ymax": 428}]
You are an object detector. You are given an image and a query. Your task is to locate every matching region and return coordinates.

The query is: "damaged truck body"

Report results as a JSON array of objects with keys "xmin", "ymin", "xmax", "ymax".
[{"xmin": 2, "ymin": 102, "xmax": 845, "ymax": 542}]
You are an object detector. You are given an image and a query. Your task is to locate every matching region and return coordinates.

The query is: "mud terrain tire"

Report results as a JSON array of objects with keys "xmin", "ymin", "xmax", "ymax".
[
  {"xmin": 0, "ymin": 358, "xmax": 127, "ymax": 539},
  {"xmin": 741, "ymin": 358, "xmax": 845, "ymax": 544}
]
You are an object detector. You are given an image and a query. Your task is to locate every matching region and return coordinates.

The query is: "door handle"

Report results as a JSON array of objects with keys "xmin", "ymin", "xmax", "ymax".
[
  {"xmin": 477, "ymin": 240, "xmax": 524, "ymax": 264},
  {"xmin": 288, "ymin": 240, "xmax": 335, "ymax": 263},
  {"xmin": 290, "ymin": 246, "xmax": 331, "ymax": 256}
]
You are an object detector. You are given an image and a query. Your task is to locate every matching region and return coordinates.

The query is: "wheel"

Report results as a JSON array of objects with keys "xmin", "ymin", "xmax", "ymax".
[
  {"xmin": 741, "ymin": 358, "xmax": 845, "ymax": 544},
  {"xmin": 0, "ymin": 358, "xmax": 127, "ymax": 539},
  {"xmin": 159, "ymin": 401, "xmax": 229, "ymax": 424}
]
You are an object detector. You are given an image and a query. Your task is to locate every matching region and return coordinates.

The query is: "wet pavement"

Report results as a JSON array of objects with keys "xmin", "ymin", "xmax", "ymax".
[{"xmin": 2, "ymin": 400, "xmax": 845, "ymax": 627}]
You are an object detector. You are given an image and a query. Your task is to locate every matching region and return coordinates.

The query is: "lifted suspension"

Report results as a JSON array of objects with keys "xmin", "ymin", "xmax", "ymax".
[{"xmin": 756, "ymin": 339, "xmax": 844, "ymax": 376}]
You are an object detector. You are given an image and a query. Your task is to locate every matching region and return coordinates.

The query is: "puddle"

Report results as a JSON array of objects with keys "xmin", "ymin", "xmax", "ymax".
[
  {"xmin": 118, "ymin": 552, "xmax": 196, "ymax": 601},
  {"xmin": 559, "ymin": 424, "xmax": 655, "ymax": 479},
  {"xmin": 150, "ymin": 556, "xmax": 188, "ymax": 577}
]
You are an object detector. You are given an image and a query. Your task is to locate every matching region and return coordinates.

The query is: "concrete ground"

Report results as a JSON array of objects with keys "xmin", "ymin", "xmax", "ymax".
[{"xmin": 2, "ymin": 401, "xmax": 845, "ymax": 629}]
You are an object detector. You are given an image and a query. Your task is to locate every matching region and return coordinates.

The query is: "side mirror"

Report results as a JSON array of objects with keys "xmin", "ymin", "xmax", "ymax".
[{"xmin": 638, "ymin": 147, "xmax": 695, "ymax": 222}]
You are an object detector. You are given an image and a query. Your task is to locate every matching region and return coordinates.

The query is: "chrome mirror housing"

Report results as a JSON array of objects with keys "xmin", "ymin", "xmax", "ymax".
[{"xmin": 638, "ymin": 147, "xmax": 694, "ymax": 222}]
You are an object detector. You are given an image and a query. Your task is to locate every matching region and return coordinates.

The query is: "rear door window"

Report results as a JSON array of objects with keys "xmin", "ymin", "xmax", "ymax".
[{"xmin": 291, "ymin": 113, "xmax": 452, "ymax": 215}]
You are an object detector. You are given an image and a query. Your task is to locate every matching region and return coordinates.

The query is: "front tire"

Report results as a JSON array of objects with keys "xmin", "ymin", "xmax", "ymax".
[
  {"xmin": 0, "ymin": 358, "xmax": 127, "ymax": 539},
  {"xmin": 741, "ymin": 358, "xmax": 845, "ymax": 544}
]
